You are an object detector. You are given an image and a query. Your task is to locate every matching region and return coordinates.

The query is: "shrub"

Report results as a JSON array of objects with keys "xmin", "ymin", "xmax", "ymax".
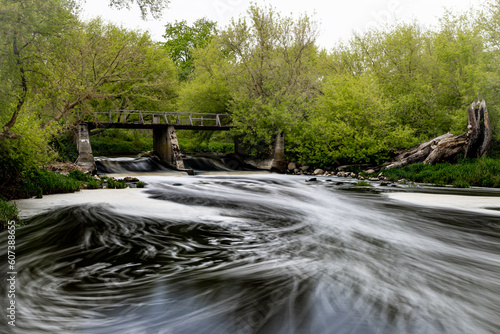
[
  {"xmin": 136, "ymin": 181, "xmax": 146, "ymax": 188},
  {"xmin": 106, "ymin": 179, "xmax": 127, "ymax": 189},
  {"xmin": 382, "ymin": 158, "xmax": 500, "ymax": 188},
  {"xmin": 355, "ymin": 180, "xmax": 372, "ymax": 187},
  {"xmin": 22, "ymin": 168, "xmax": 81, "ymax": 197},
  {"xmin": 0, "ymin": 199, "xmax": 19, "ymax": 229}
]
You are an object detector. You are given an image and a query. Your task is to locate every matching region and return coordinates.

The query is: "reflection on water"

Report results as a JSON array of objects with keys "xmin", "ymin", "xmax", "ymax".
[{"xmin": 1, "ymin": 167, "xmax": 500, "ymax": 333}]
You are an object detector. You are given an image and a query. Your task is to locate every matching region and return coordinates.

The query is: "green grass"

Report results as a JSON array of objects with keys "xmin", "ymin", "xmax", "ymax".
[
  {"xmin": 136, "ymin": 181, "xmax": 146, "ymax": 188},
  {"xmin": 382, "ymin": 157, "xmax": 500, "ymax": 188},
  {"xmin": 1, "ymin": 199, "xmax": 19, "ymax": 229},
  {"xmin": 20, "ymin": 168, "xmax": 108, "ymax": 198},
  {"xmin": 22, "ymin": 168, "xmax": 82, "ymax": 197},
  {"xmin": 355, "ymin": 180, "xmax": 372, "ymax": 187},
  {"xmin": 101, "ymin": 176, "xmax": 127, "ymax": 189}
]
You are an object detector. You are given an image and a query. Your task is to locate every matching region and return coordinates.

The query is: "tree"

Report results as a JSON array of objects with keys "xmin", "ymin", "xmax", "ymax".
[
  {"xmin": 0, "ymin": 0, "xmax": 78, "ymax": 140},
  {"xmin": 107, "ymin": 0, "xmax": 169, "ymax": 19},
  {"xmin": 163, "ymin": 18, "xmax": 217, "ymax": 81},
  {"xmin": 289, "ymin": 74, "xmax": 417, "ymax": 166},
  {"xmin": 218, "ymin": 4, "xmax": 320, "ymax": 156},
  {"xmin": 45, "ymin": 19, "xmax": 178, "ymax": 124}
]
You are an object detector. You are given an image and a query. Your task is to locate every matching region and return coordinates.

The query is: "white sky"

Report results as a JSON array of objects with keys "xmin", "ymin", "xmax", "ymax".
[{"xmin": 80, "ymin": 0, "xmax": 482, "ymax": 50}]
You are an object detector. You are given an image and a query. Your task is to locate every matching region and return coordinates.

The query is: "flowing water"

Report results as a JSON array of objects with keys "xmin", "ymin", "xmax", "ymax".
[{"xmin": 1, "ymin": 157, "xmax": 500, "ymax": 334}]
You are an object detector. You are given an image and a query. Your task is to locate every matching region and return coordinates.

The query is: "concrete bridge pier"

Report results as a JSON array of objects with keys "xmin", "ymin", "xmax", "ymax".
[
  {"xmin": 270, "ymin": 132, "xmax": 286, "ymax": 172},
  {"xmin": 75, "ymin": 124, "xmax": 96, "ymax": 173},
  {"xmin": 153, "ymin": 125, "xmax": 188, "ymax": 171},
  {"xmin": 235, "ymin": 132, "xmax": 287, "ymax": 172}
]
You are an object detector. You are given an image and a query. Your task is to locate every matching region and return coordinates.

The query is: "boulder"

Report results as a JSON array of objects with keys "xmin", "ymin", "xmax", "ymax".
[
  {"xmin": 288, "ymin": 162, "xmax": 297, "ymax": 171},
  {"xmin": 300, "ymin": 165, "xmax": 310, "ymax": 172},
  {"xmin": 365, "ymin": 169, "xmax": 376, "ymax": 174},
  {"xmin": 123, "ymin": 177, "xmax": 140, "ymax": 182},
  {"xmin": 313, "ymin": 169, "xmax": 325, "ymax": 175}
]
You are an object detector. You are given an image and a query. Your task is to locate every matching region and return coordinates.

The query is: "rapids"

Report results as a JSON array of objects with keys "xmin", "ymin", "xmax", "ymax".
[{"xmin": 1, "ymin": 156, "xmax": 500, "ymax": 334}]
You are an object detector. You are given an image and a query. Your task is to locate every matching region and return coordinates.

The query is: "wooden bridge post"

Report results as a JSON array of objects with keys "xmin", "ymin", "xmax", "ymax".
[
  {"xmin": 153, "ymin": 125, "xmax": 186, "ymax": 171},
  {"xmin": 75, "ymin": 124, "xmax": 96, "ymax": 173}
]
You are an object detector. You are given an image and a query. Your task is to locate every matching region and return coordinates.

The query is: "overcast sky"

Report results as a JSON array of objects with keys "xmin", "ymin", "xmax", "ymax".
[{"xmin": 80, "ymin": 0, "xmax": 482, "ymax": 49}]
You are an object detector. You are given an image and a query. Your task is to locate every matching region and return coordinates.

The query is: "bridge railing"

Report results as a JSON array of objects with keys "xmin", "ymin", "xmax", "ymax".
[{"xmin": 72, "ymin": 110, "xmax": 232, "ymax": 127}]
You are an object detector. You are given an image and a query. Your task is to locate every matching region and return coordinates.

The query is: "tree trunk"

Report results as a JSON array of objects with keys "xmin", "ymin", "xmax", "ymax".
[
  {"xmin": 465, "ymin": 100, "xmax": 492, "ymax": 158},
  {"xmin": 384, "ymin": 100, "xmax": 492, "ymax": 169}
]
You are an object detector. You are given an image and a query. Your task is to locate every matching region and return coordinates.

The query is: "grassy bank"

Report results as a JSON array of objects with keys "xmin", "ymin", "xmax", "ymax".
[
  {"xmin": 382, "ymin": 157, "xmax": 500, "ymax": 188},
  {"xmin": 0, "ymin": 169, "xmax": 133, "ymax": 229}
]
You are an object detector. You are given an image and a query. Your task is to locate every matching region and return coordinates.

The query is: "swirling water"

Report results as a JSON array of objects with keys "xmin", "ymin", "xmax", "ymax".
[{"xmin": 1, "ymin": 159, "xmax": 500, "ymax": 334}]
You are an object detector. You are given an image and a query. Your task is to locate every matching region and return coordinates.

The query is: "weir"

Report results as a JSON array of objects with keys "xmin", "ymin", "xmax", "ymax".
[{"xmin": 72, "ymin": 110, "xmax": 287, "ymax": 173}]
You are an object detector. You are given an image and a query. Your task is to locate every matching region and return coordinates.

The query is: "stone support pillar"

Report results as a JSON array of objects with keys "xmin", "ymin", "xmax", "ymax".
[
  {"xmin": 153, "ymin": 125, "xmax": 186, "ymax": 170},
  {"xmin": 270, "ymin": 132, "xmax": 286, "ymax": 172},
  {"xmin": 75, "ymin": 124, "xmax": 96, "ymax": 173}
]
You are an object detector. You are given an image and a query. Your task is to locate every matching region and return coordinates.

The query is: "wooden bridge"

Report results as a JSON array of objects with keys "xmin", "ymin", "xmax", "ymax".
[
  {"xmin": 72, "ymin": 110, "xmax": 233, "ymax": 130},
  {"xmin": 72, "ymin": 110, "xmax": 233, "ymax": 173}
]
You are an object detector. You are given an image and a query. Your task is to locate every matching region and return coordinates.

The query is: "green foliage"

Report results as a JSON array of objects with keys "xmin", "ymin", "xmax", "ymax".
[
  {"xmin": 136, "ymin": 181, "xmax": 146, "ymax": 188},
  {"xmin": 163, "ymin": 18, "xmax": 217, "ymax": 81},
  {"xmin": 179, "ymin": 140, "xmax": 234, "ymax": 153},
  {"xmin": 382, "ymin": 158, "xmax": 500, "ymax": 187},
  {"xmin": 106, "ymin": 178, "xmax": 127, "ymax": 189},
  {"xmin": 4, "ymin": 0, "xmax": 500, "ymax": 185},
  {"xmin": 53, "ymin": 19, "xmax": 178, "ymax": 119},
  {"xmin": 21, "ymin": 168, "xmax": 81, "ymax": 198},
  {"xmin": 288, "ymin": 74, "xmax": 418, "ymax": 166},
  {"xmin": 90, "ymin": 129, "xmax": 153, "ymax": 155},
  {"xmin": 355, "ymin": 181, "xmax": 372, "ymax": 187},
  {"xmin": 0, "ymin": 199, "xmax": 18, "ymax": 228},
  {"xmin": 176, "ymin": 39, "xmax": 232, "ymax": 114},
  {"xmin": 68, "ymin": 170, "xmax": 92, "ymax": 181},
  {"xmin": 51, "ymin": 130, "xmax": 79, "ymax": 162},
  {"xmin": 216, "ymin": 5, "xmax": 319, "ymax": 156}
]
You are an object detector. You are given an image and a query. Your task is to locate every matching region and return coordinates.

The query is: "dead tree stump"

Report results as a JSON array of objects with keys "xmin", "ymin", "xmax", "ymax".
[
  {"xmin": 465, "ymin": 100, "xmax": 492, "ymax": 158},
  {"xmin": 385, "ymin": 100, "xmax": 492, "ymax": 169}
]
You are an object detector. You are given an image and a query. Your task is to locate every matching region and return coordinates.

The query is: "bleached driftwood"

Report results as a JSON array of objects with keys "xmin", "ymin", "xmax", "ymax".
[{"xmin": 385, "ymin": 100, "xmax": 491, "ymax": 169}]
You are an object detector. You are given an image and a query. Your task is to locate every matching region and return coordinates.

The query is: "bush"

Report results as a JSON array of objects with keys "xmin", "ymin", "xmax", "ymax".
[
  {"xmin": 382, "ymin": 158, "xmax": 500, "ymax": 188},
  {"xmin": 0, "ymin": 199, "xmax": 19, "ymax": 229},
  {"xmin": 90, "ymin": 129, "xmax": 153, "ymax": 155},
  {"xmin": 22, "ymin": 168, "xmax": 81, "ymax": 198},
  {"xmin": 106, "ymin": 179, "xmax": 127, "ymax": 189},
  {"xmin": 355, "ymin": 180, "xmax": 372, "ymax": 187},
  {"xmin": 179, "ymin": 140, "xmax": 234, "ymax": 154},
  {"xmin": 136, "ymin": 181, "xmax": 146, "ymax": 188},
  {"xmin": 68, "ymin": 170, "xmax": 93, "ymax": 182}
]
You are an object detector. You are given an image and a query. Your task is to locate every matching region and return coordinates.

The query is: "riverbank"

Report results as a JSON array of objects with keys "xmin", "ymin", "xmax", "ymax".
[{"xmin": 286, "ymin": 157, "xmax": 500, "ymax": 189}]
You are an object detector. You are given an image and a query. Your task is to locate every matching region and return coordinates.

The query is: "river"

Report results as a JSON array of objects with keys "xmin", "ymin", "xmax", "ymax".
[{"xmin": 1, "ymin": 156, "xmax": 500, "ymax": 334}]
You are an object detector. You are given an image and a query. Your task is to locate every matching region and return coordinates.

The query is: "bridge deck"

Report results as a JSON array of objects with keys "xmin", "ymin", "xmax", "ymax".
[{"xmin": 72, "ymin": 110, "xmax": 232, "ymax": 130}]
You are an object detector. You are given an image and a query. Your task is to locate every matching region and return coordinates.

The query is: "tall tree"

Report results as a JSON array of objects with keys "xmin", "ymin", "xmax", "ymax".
[
  {"xmin": 45, "ymin": 19, "xmax": 178, "ymax": 124},
  {"xmin": 0, "ymin": 0, "xmax": 78, "ymax": 140},
  {"xmin": 219, "ymin": 4, "xmax": 320, "ymax": 155}
]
